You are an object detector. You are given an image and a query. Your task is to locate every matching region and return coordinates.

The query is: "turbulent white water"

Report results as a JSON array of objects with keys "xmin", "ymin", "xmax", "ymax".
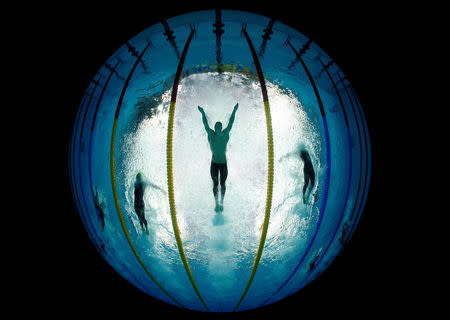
[{"xmin": 119, "ymin": 71, "xmax": 321, "ymax": 270}]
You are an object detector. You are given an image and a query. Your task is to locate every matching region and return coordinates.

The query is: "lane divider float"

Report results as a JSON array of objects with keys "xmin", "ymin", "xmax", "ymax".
[
  {"xmin": 110, "ymin": 40, "xmax": 183, "ymax": 308},
  {"xmin": 166, "ymin": 27, "xmax": 210, "ymax": 312},
  {"xmin": 233, "ymin": 26, "xmax": 275, "ymax": 312}
]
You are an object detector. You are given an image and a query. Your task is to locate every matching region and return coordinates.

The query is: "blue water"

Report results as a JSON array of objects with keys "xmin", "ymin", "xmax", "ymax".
[{"xmin": 69, "ymin": 10, "xmax": 371, "ymax": 312}]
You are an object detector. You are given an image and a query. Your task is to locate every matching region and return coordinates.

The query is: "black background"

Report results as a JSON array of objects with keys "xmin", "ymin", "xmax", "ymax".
[{"xmin": 23, "ymin": 1, "xmax": 426, "ymax": 318}]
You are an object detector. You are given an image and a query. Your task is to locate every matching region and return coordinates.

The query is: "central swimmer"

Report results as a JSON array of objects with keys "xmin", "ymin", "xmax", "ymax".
[{"xmin": 198, "ymin": 103, "xmax": 239, "ymax": 212}]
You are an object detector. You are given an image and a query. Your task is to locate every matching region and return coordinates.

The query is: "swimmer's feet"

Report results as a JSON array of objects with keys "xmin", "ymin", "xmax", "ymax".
[
  {"xmin": 219, "ymin": 204, "xmax": 223, "ymax": 212},
  {"xmin": 215, "ymin": 204, "xmax": 221, "ymax": 212}
]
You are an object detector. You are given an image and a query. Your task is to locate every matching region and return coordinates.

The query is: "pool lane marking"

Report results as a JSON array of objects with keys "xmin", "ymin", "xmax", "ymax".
[
  {"xmin": 75, "ymin": 79, "xmax": 106, "ymax": 252},
  {"xmin": 109, "ymin": 40, "xmax": 183, "ymax": 308},
  {"xmin": 69, "ymin": 87, "xmax": 90, "ymax": 204},
  {"xmin": 88, "ymin": 60, "xmax": 120, "ymax": 218},
  {"xmin": 292, "ymin": 58, "xmax": 353, "ymax": 287},
  {"xmin": 335, "ymin": 72, "xmax": 366, "ymax": 244},
  {"xmin": 340, "ymin": 77, "xmax": 367, "ymax": 221},
  {"xmin": 213, "ymin": 9, "xmax": 224, "ymax": 69},
  {"xmin": 342, "ymin": 81, "xmax": 371, "ymax": 244},
  {"xmin": 166, "ymin": 27, "xmax": 210, "ymax": 312},
  {"xmin": 334, "ymin": 75, "xmax": 371, "ymax": 243},
  {"xmin": 258, "ymin": 18, "xmax": 276, "ymax": 58},
  {"xmin": 161, "ymin": 20, "xmax": 180, "ymax": 60},
  {"xmin": 233, "ymin": 26, "xmax": 275, "ymax": 312},
  {"xmin": 70, "ymin": 87, "xmax": 95, "ymax": 236},
  {"xmin": 261, "ymin": 40, "xmax": 332, "ymax": 306},
  {"xmin": 70, "ymin": 88, "xmax": 90, "ymax": 198}
]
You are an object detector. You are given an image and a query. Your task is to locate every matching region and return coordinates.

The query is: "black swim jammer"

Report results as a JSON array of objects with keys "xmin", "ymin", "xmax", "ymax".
[{"xmin": 210, "ymin": 162, "xmax": 228, "ymax": 186}]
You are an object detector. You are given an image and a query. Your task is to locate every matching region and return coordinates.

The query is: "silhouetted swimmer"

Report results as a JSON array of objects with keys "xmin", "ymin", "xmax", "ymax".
[
  {"xmin": 279, "ymin": 145, "xmax": 316, "ymax": 204},
  {"xmin": 338, "ymin": 222, "xmax": 349, "ymax": 245},
  {"xmin": 308, "ymin": 248, "xmax": 322, "ymax": 273},
  {"xmin": 300, "ymin": 148, "xmax": 315, "ymax": 204},
  {"xmin": 133, "ymin": 173, "xmax": 166, "ymax": 235},
  {"xmin": 94, "ymin": 186, "xmax": 105, "ymax": 231},
  {"xmin": 198, "ymin": 103, "xmax": 239, "ymax": 212},
  {"xmin": 134, "ymin": 173, "xmax": 149, "ymax": 234}
]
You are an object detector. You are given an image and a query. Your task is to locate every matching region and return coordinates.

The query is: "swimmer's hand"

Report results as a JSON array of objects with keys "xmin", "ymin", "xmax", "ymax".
[
  {"xmin": 198, "ymin": 106, "xmax": 204, "ymax": 113},
  {"xmin": 234, "ymin": 103, "xmax": 239, "ymax": 111}
]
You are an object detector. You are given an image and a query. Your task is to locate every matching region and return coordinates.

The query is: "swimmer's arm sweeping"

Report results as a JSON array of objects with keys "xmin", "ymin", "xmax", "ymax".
[
  {"xmin": 278, "ymin": 151, "xmax": 297, "ymax": 162},
  {"xmin": 93, "ymin": 186, "xmax": 103, "ymax": 207},
  {"xmin": 224, "ymin": 103, "xmax": 239, "ymax": 133},
  {"xmin": 198, "ymin": 106, "xmax": 213, "ymax": 134},
  {"xmin": 147, "ymin": 182, "xmax": 167, "ymax": 195}
]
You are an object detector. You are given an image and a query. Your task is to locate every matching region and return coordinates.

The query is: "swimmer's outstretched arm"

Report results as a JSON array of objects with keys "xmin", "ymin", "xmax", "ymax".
[
  {"xmin": 224, "ymin": 103, "xmax": 239, "ymax": 133},
  {"xmin": 146, "ymin": 181, "xmax": 167, "ymax": 195},
  {"xmin": 278, "ymin": 151, "xmax": 297, "ymax": 162},
  {"xmin": 198, "ymin": 106, "xmax": 213, "ymax": 134},
  {"xmin": 138, "ymin": 176, "xmax": 167, "ymax": 195},
  {"xmin": 128, "ymin": 184, "xmax": 135, "ymax": 204},
  {"xmin": 93, "ymin": 186, "xmax": 100, "ymax": 204}
]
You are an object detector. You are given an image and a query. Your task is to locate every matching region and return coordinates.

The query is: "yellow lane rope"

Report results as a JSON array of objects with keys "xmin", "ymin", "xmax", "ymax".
[
  {"xmin": 110, "ymin": 118, "xmax": 182, "ymax": 307},
  {"xmin": 233, "ymin": 28, "xmax": 275, "ymax": 312},
  {"xmin": 166, "ymin": 100, "xmax": 209, "ymax": 311},
  {"xmin": 165, "ymin": 29, "xmax": 209, "ymax": 311},
  {"xmin": 108, "ymin": 40, "xmax": 183, "ymax": 307},
  {"xmin": 233, "ymin": 100, "xmax": 274, "ymax": 311}
]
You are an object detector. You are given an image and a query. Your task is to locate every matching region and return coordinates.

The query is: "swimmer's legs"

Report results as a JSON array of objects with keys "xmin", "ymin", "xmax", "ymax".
[
  {"xmin": 219, "ymin": 164, "xmax": 228, "ymax": 211},
  {"xmin": 136, "ymin": 205, "xmax": 149, "ymax": 235},
  {"xmin": 141, "ymin": 219, "xmax": 149, "ymax": 235},
  {"xmin": 303, "ymin": 176, "xmax": 311, "ymax": 204},
  {"xmin": 96, "ymin": 205, "xmax": 105, "ymax": 231},
  {"xmin": 211, "ymin": 163, "xmax": 220, "ymax": 211},
  {"xmin": 303, "ymin": 164, "xmax": 316, "ymax": 204},
  {"xmin": 213, "ymin": 184, "xmax": 220, "ymax": 211},
  {"xmin": 219, "ymin": 184, "xmax": 226, "ymax": 209}
]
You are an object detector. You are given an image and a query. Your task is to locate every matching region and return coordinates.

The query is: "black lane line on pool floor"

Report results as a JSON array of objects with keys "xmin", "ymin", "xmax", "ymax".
[
  {"xmin": 109, "ymin": 39, "xmax": 184, "ymax": 308},
  {"xmin": 233, "ymin": 25, "xmax": 275, "ymax": 312},
  {"xmin": 260, "ymin": 39, "xmax": 332, "ymax": 306}
]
